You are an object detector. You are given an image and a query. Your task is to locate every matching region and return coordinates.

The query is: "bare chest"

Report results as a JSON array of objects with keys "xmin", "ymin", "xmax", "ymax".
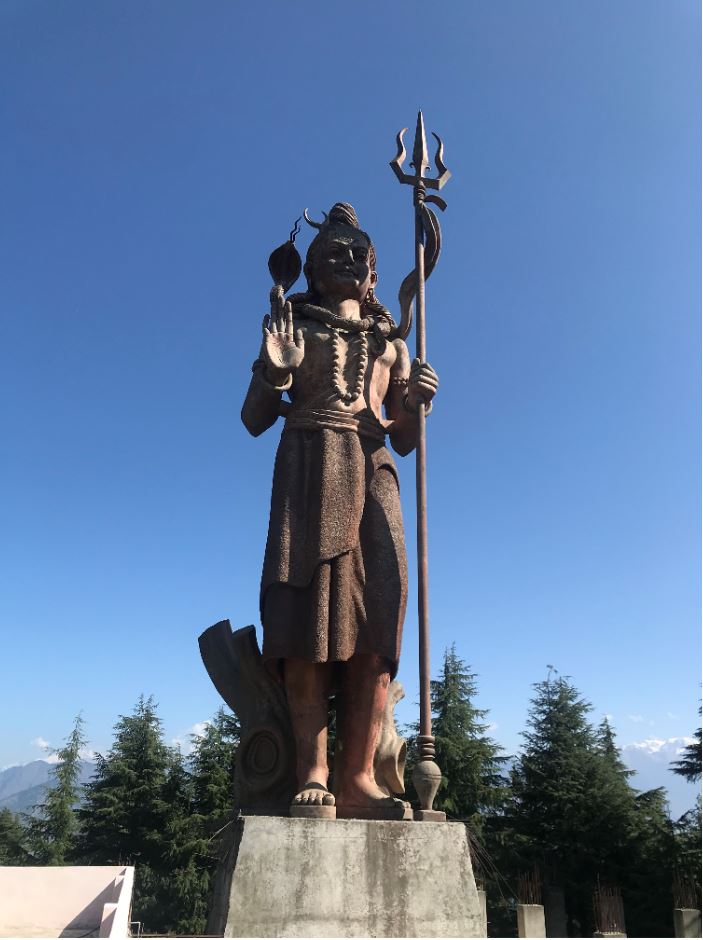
[{"xmin": 291, "ymin": 322, "xmax": 397, "ymax": 410}]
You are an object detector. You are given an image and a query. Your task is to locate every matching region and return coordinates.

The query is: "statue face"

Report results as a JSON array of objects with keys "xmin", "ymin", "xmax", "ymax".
[{"xmin": 307, "ymin": 228, "xmax": 377, "ymax": 303}]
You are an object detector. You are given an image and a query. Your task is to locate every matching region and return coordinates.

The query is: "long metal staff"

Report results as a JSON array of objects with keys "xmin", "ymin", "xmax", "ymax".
[{"xmin": 390, "ymin": 111, "xmax": 451, "ymax": 821}]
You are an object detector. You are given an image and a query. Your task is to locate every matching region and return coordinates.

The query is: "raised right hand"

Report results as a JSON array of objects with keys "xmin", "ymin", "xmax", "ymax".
[{"xmin": 262, "ymin": 286, "xmax": 305, "ymax": 383}]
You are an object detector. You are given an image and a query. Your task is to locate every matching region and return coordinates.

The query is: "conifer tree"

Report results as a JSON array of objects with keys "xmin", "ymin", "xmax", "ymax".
[
  {"xmin": 164, "ymin": 709, "xmax": 241, "ymax": 935},
  {"xmin": 26, "ymin": 713, "xmax": 87, "ymax": 864},
  {"xmin": 670, "ymin": 712, "xmax": 702, "ymax": 783},
  {"xmin": 673, "ymin": 795, "xmax": 702, "ymax": 901},
  {"xmin": 584, "ymin": 717, "xmax": 639, "ymax": 876},
  {"xmin": 158, "ymin": 747, "xmax": 212, "ymax": 935},
  {"xmin": 190, "ymin": 707, "xmax": 241, "ymax": 822},
  {"xmin": 596, "ymin": 716, "xmax": 635, "ymax": 780},
  {"xmin": 503, "ymin": 671, "xmax": 640, "ymax": 933},
  {"xmin": 497, "ymin": 670, "xmax": 678, "ymax": 937},
  {"xmin": 0, "ymin": 808, "xmax": 31, "ymax": 864},
  {"xmin": 75, "ymin": 698, "xmax": 241, "ymax": 935},
  {"xmin": 77, "ymin": 696, "xmax": 171, "ymax": 868},
  {"xmin": 623, "ymin": 786, "xmax": 677, "ymax": 937},
  {"xmin": 406, "ymin": 646, "xmax": 507, "ymax": 830},
  {"xmin": 434, "ymin": 646, "xmax": 507, "ymax": 825},
  {"xmin": 75, "ymin": 696, "xmax": 189, "ymax": 932}
]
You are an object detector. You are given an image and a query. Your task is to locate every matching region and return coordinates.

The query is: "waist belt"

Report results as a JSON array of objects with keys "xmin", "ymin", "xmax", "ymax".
[{"xmin": 284, "ymin": 408, "xmax": 387, "ymax": 443}]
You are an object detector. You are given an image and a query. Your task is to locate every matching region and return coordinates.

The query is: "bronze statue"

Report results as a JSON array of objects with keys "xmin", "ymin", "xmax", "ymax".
[{"xmin": 240, "ymin": 203, "xmax": 438, "ymax": 819}]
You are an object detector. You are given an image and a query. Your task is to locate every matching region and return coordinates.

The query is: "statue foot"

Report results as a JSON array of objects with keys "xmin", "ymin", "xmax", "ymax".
[
  {"xmin": 335, "ymin": 777, "xmax": 407, "ymax": 821},
  {"xmin": 336, "ymin": 796, "xmax": 406, "ymax": 820},
  {"xmin": 289, "ymin": 782, "xmax": 336, "ymax": 819}
]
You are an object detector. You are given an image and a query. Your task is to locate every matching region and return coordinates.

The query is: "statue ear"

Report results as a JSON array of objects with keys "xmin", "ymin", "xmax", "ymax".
[{"xmin": 303, "ymin": 262, "xmax": 313, "ymax": 289}]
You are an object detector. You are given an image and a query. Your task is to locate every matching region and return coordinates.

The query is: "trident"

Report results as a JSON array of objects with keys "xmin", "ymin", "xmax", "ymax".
[{"xmin": 390, "ymin": 111, "xmax": 451, "ymax": 822}]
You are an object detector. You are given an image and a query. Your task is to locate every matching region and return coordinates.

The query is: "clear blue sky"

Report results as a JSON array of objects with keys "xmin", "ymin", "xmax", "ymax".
[{"xmin": 2, "ymin": 1, "xmax": 700, "ymax": 810}]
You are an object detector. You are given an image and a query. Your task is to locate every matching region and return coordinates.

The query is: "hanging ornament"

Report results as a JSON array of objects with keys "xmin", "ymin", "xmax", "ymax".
[{"xmin": 268, "ymin": 217, "xmax": 302, "ymax": 294}]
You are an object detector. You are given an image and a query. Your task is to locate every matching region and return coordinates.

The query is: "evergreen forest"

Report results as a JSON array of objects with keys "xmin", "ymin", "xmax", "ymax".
[{"xmin": 1, "ymin": 658, "xmax": 699, "ymax": 937}]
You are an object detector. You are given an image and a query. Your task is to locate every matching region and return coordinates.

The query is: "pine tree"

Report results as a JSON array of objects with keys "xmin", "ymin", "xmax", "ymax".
[
  {"xmin": 26, "ymin": 713, "xmax": 87, "ymax": 864},
  {"xmin": 190, "ymin": 707, "xmax": 240, "ymax": 822},
  {"xmin": 496, "ymin": 670, "xmax": 679, "ymax": 937},
  {"xmin": 164, "ymin": 709, "xmax": 241, "ymax": 935},
  {"xmin": 585, "ymin": 717, "xmax": 640, "ymax": 875},
  {"xmin": 595, "ymin": 717, "xmax": 635, "ymax": 780},
  {"xmin": 501, "ymin": 671, "xmax": 651, "ymax": 934},
  {"xmin": 0, "ymin": 808, "xmax": 30, "ymax": 864},
  {"xmin": 673, "ymin": 795, "xmax": 702, "ymax": 904},
  {"xmin": 76, "ymin": 696, "xmax": 172, "ymax": 868},
  {"xmin": 75, "ymin": 696, "xmax": 188, "ymax": 932},
  {"xmin": 593, "ymin": 719, "xmax": 676, "ymax": 936},
  {"xmin": 406, "ymin": 646, "xmax": 507, "ymax": 831},
  {"xmin": 670, "ymin": 711, "xmax": 702, "ymax": 783},
  {"xmin": 158, "ymin": 747, "xmax": 212, "ymax": 936},
  {"xmin": 75, "ymin": 698, "xmax": 241, "ymax": 935},
  {"xmin": 434, "ymin": 646, "xmax": 507, "ymax": 825},
  {"xmin": 622, "ymin": 786, "xmax": 677, "ymax": 937},
  {"xmin": 508, "ymin": 672, "xmax": 595, "ymax": 849}
]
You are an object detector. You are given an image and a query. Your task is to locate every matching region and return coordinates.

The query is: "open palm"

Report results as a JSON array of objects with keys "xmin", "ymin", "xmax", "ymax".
[{"xmin": 263, "ymin": 286, "xmax": 305, "ymax": 379}]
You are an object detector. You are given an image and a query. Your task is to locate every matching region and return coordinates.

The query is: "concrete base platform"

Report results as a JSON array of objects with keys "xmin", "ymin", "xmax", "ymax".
[{"xmin": 208, "ymin": 815, "xmax": 483, "ymax": 938}]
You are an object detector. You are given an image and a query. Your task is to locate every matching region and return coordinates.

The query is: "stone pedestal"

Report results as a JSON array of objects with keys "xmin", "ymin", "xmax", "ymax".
[
  {"xmin": 517, "ymin": 903, "xmax": 546, "ymax": 938},
  {"xmin": 208, "ymin": 815, "xmax": 484, "ymax": 938},
  {"xmin": 674, "ymin": 908, "xmax": 702, "ymax": 938}
]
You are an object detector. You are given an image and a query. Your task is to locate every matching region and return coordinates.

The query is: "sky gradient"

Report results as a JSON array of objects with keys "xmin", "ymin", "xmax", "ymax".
[{"xmin": 2, "ymin": 1, "xmax": 700, "ymax": 814}]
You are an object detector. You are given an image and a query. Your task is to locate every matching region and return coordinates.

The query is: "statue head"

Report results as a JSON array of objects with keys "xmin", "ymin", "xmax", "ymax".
[{"xmin": 303, "ymin": 203, "xmax": 379, "ymax": 308}]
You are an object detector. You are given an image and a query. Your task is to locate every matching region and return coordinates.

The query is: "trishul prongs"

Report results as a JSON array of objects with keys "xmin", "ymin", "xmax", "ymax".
[{"xmin": 390, "ymin": 110, "xmax": 451, "ymax": 210}]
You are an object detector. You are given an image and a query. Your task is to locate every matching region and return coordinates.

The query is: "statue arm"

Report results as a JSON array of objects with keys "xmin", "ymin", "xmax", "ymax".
[
  {"xmin": 242, "ymin": 291, "xmax": 304, "ymax": 437},
  {"xmin": 240, "ymin": 355, "xmax": 290, "ymax": 437},
  {"xmin": 386, "ymin": 339, "xmax": 418, "ymax": 457},
  {"xmin": 386, "ymin": 338, "xmax": 439, "ymax": 456}
]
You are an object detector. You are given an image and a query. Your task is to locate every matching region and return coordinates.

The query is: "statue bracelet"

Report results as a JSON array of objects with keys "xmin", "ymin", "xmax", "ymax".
[
  {"xmin": 252, "ymin": 358, "xmax": 293, "ymax": 393},
  {"xmin": 402, "ymin": 392, "xmax": 432, "ymax": 416}
]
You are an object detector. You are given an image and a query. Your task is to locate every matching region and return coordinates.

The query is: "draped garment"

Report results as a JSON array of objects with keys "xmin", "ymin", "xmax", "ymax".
[{"xmin": 260, "ymin": 411, "xmax": 408, "ymax": 678}]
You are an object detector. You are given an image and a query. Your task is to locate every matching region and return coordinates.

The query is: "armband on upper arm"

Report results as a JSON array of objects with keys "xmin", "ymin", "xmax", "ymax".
[{"xmin": 389, "ymin": 376, "xmax": 409, "ymax": 390}]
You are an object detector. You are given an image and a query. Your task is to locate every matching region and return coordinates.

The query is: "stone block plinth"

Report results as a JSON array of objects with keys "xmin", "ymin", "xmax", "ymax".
[
  {"xmin": 208, "ymin": 815, "xmax": 483, "ymax": 937},
  {"xmin": 518, "ymin": 903, "xmax": 546, "ymax": 938},
  {"xmin": 674, "ymin": 908, "xmax": 702, "ymax": 938}
]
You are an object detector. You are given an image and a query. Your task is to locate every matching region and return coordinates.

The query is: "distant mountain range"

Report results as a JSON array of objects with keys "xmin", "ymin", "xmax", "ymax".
[
  {"xmin": 620, "ymin": 737, "xmax": 699, "ymax": 819},
  {"xmin": 0, "ymin": 760, "xmax": 96, "ymax": 815}
]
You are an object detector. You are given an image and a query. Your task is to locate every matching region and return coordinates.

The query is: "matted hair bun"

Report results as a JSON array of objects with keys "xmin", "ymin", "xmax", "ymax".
[{"xmin": 327, "ymin": 203, "xmax": 360, "ymax": 228}]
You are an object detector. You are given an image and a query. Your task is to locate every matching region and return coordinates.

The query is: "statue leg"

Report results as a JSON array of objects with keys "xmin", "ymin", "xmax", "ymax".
[
  {"xmin": 284, "ymin": 658, "xmax": 335, "ymax": 807},
  {"xmin": 334, "ymin": 653, "xmax": 403, "ymax": 813}
]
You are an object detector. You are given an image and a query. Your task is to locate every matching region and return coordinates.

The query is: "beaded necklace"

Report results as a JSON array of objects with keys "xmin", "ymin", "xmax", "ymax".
[
  {"xmin": 291, "ymin": 301, "xmax": 393, "ymax": 405},
  {"xmin": 294, "ymin": 302, "xmax": 374, "ymax": 333},
  {"xmin": 331, "ymin": 329, "xmax": 368, "ymax": 404}
]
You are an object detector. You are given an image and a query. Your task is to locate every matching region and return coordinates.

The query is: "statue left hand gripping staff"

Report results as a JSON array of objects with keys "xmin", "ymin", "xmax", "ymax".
[{"xmin": 241, "ymin": 203, "xmax": 438, "ymax": 819}]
